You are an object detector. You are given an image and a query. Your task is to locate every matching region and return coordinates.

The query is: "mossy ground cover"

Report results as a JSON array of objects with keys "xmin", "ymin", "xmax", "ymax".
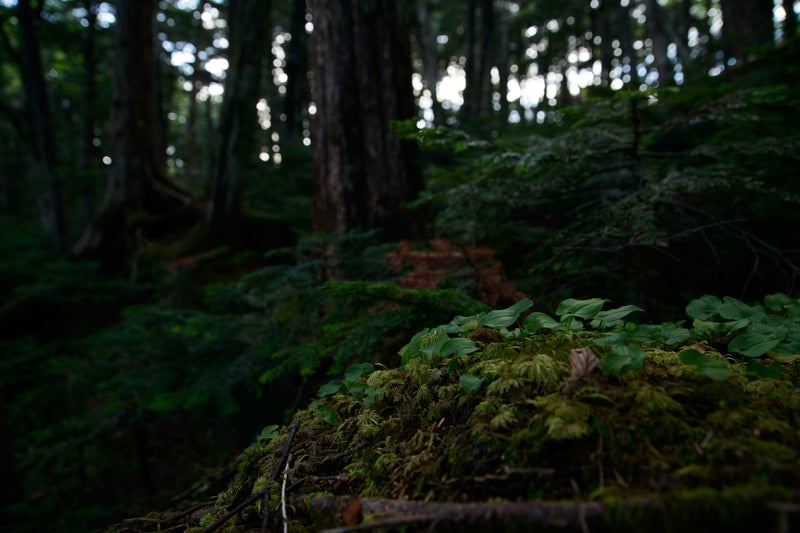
[{"xmin": 110, "ymin": 298, "xmax": 800, "ymax": 532}]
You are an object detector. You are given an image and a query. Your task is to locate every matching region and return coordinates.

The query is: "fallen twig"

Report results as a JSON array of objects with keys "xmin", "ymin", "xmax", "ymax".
[
  {"xmin": 306, "ymin": 495, "xmax": 612, "ymax": 532},
  {"xmin": 203, "ymin": 419, "xmax": 301, "ymax": 533},
  {"xmin": 281, "ymin": 454, "xmax": 292, "ymax": 533}
]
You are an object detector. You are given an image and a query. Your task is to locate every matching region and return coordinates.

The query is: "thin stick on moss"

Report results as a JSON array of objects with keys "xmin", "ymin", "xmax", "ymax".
[
  {"xmin": 281, "ymin": 454, "xmax": 292, "ymax": 533},
  {"xmin": 262, "ymin": 420, "xmax": 300, "ymax": 533},
  {"xmin": 203, "ymin": 419, "xmax": 301, "ymax": 533}
]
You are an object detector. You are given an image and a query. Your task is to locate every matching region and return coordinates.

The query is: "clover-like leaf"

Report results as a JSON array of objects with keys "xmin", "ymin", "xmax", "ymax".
[
  {"xmin": 719, "ymin": 296, "xmax": 765, "ymax": 321},
  {"xmin": 678, "ymin": 349, "xmax": 731, "ymax": 380},
  {"xmin": 459, "ymin": 373, "xmax": 484, "ymax": 392},
  {"xmin": 344, "ymin": 362, "xmax": 375, "ymax": 384},
  {"xmin": 556, "ymin": 298, "xmax": 606, "ymax": 320},
  {"xmin": 745, "ymin": 359, "xmax": 781, "ymax": 379},
  {"xmin": 318, "ymin": 380, "xmax": 344, "ymax": 397},
  {"xmin": 763, "ymin": 293, "xmax": 792, "ymax": 313},
  {"xmin": 478, "ymin": 298, "xmax": 533, "ymax": 329},
  {"xmin": 600, "ymin": 344, "xmax": 646, "ymax": 376},
  {"xmin": 728, "ymin": 330, "xmax": 783, "ymax": 357},
  {"xmin": 590, "ymin": 305, "xmax": 642, "ymax": 329},
  {"xmin": 524, "ymin": 312, "xmax": 560, "ymax": 331},
  {"xmin": 686, "ymin": 295, "xmax": 723, "ymax": 320}
]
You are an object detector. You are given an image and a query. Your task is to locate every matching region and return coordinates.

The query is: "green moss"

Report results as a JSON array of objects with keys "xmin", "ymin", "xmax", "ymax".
[{"xmin": 130, "ymin": 321, "xmax": 800, "ymax": 531}]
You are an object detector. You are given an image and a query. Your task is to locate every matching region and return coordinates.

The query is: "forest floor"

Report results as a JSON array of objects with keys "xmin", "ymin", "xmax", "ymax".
[{"xmin": 107, "ymin": 301, "xmax": 800, "ymax": 533}]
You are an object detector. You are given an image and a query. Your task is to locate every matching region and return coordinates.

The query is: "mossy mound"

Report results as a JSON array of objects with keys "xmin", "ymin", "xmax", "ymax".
[{"xmin": 111, "ymin": 318, "xmax": 800, "ymax": 532}]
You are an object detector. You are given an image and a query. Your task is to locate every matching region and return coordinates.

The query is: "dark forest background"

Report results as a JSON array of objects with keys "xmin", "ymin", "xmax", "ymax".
[{"xmin": 0, "ymin": 0, "xmax": 799, "ymax": 531}]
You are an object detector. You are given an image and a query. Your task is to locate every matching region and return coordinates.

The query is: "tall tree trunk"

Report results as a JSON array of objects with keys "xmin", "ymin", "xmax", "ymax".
[
  {"xmin": 73, "ymin": 0, "xmax": 192, "ymax": 260},
  {"xmin": 283, "ymin": 0, "xmax": 310, "ymax": 139},
  {"xmin": 461, "ymin": 0, "xmax": 495, "ymax": 123},
  {"xmin": 17, "ymin": 0, "xmax": 66, "ymax": 253},
  {"xmin": 496, "ymin": 4, "xmax": 511, "ymax": 120},
  {"xmin": 646, "ymin": 0, "xmax": 673, "ymax": 85},
  {"xmin": 591, "ymin": 2, "xmax": 613, "ymax": 86},
  {"xmin": 413, "ymin": 0, "xmax": 444, "ymax": 125},
  {"xmin": 206, "ymin": 0, "xmax": 272, "ymax": 244},
  {"xmin": 311, "ymin": 0, "xmax": 423, "ymax": 251},
  {"xmin": 782, "ymin": 0, "xmax": 798, "ymax": 42},
  {"xmin": 183, "ymin": 69, "xmax": 201, "ymax": 190},
  {"xmin": 719, "ymin": 0, "xmax": 774, "ymax": 62},
  {"xmin": 78, "ymin": 0, "xmax": 98, "ymax": 226}
]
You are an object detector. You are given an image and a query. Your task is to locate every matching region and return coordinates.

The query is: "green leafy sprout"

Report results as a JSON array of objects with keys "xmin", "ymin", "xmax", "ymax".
[{"xmin": 315, "ymin": 293, "xmax": 796, "ymax": 418}]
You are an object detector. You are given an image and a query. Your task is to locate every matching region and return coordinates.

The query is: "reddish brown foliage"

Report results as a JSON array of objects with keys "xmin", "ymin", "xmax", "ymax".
[{"xmin": 386, "ymin": 239, "xmax": 527, "ymax": 307}]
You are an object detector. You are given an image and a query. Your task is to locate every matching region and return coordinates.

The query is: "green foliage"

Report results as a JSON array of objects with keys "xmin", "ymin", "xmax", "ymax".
[
  {"xmin": 679, "ymin": 349, "xmax": 733, "ymax": 381},
  {"xmin": 413, "ymin": 71, "xmax": 800, "ymax": 316},
  {"xmin": 686, "ymin": 293, "xmax": 800, "ymax": 363},
  {"xmin": 390, "ymin": 294, "xmax": 796, "ymax": 382}
]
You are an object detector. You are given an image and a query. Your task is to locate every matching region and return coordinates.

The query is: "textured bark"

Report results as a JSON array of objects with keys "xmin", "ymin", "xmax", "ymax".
[
  {"xmin": 311, "ymin": 0, "xmax": 422, "ymax": 242},
  {"xmin": 206, "ymin": 0, "xmax": 272, "ymax": 243},
  {"xmin": 73, "ymin": 0, "xmax": 192, "ymax": 260},
  {"xmin": 461, "ymin": 0, "xmax": 495, "ymax": 122},
  {"xmin": 17, "ymin": 0, "xmax": 66, "ymax": 253}
]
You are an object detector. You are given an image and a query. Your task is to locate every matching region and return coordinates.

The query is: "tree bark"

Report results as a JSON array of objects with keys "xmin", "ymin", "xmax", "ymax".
[
  {"xmin": 646, "ymin": 0, "xmax": 674, "ymax": 85},
  {"xmin": 719, "ymin": 0, "xmax": 774, "ymax": 62},
  {"xmin": 78, "ymin": 0, "xmax": 98, "ymax": 226},
  {"xmin": 782, "ymin": 0, "xmax": 798, "ymax": 42},
  {"xmin": 206, "ymin": 0, "xmax": 272, "ymax": 244},
  {"xmin": 311, "ymin": 0, "xmax": 423, "ymax": 247},
  {"xmin": 73, "ymin": 0, "xmax": 192, "ymax": 260},
  {"xmin": 413, "ymin": 0, "xmax": 444, "ymax": 125},
  {"xmin": 461, "ymin": 0, "xmax": 495, "ymax": 123},
  {"xmin": 17, "ymin": 0, "xmax": 66, "ymax": 253},
  {"xmin": 283, "ymin": 0, "xmax": 310, "ymax": 139}
]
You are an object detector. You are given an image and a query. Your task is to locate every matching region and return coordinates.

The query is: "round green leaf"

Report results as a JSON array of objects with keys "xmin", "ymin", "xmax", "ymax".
[
  {"xmin": 678, "ymin": 349, "xmax": 731, "ymax": 380},
  {"xmin": 459, "ymin": 374, "xmax": 484, "ymax": 392}
]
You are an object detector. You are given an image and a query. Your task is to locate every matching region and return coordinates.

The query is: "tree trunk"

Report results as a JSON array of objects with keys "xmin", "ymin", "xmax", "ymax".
[
  {"xmin": 646, "ymin": 0, "xmax": 673, "ymax": 85},
  {"xmin": 413, "ymin": 0, "xmax": 444, "ymax": 125},
  {"xmin": 17, "ymin": 0, "xmax": 66, "ymax": 253},
  {"xmin": 73, "ymin": 0, "xmax": 192, "ymax": 260},
  {"xmin": 719, "ymin": 0, "xmax": 774, "ymax": 62},
  {"xmin": 311, "ymin": 0, "xmax": 423, "ymax": 248},
  {"xmin": 782, "ymin": 0, "xmax": 798, "ymax": 42},
  {"xmin": 206, "ymin": 0, "xmax": 272, "ymax": 244},
  {"xmin": 283, "ymin": 0, "xmax": 310, "ymax": 139},
  {"xmin": 461, "ymin": 0, "xmax": 495, "ymax": 123},
  {"xmin": 78, "ymin": 0, "xmax": 98, "ymax": 226}
]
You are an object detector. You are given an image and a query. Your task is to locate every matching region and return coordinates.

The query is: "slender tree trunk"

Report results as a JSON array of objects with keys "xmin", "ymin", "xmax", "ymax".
[
  {"xmin": 496, "ymin": 5, "xmax": 510, "ymax": 120},
  {"xmin": 461, "ymin": 0, "xmax": 494, "ymax": 123},
  {"xmin": 413, "ymin": 0, "xmax": 444, "ymax": 125},
  {"xmin": 183, "ymin": 69, "xmax": 200, "ymax": 189},
  {"xmin": 646, "ymin": 0, "xmax": 673, "ymax": 85},
  {"xmin": 591, "ymin": 2, "xmax": 613, "ymax": 86},
  {"xmin": 782, "ymin": 0, "xmax": 798, "ymax": 41},
  {"xmin": 17, "ymin": 0, "xmax": 66, "ymax": 253},
  {"xmin": 311, "ymin": 0, "xmax": 422, "ymax": 249},
  {"xmin": 73, "ymin": 0, "xmax": 192, "ymax": 260},
  {"xmin": 206, "ymin": 0, "xmax": 272, "ymax": 244},
  {"xmin": 283, "ymin": 0, "xmax": 309, "ymax": 139},
  {"xmin": 79, "ymin": 0, "xmax": 98, "ymax": 226}
]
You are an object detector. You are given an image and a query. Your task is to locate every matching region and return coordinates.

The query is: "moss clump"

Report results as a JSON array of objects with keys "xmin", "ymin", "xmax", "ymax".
[{"xmin": 112, "ymin": 324, "xmax": 800, "ymax": 532}]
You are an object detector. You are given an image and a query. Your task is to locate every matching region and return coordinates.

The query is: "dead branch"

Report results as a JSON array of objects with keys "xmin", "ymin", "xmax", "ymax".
[{"xmin": 301, "ymin": 495, "xmax": 612, "ymax": 532}]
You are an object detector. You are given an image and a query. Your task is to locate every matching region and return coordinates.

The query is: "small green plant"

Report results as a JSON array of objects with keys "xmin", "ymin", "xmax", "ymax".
[
  {"xmin": 317, "ymin": 362, "xmax": 385, "ymax": 406},
  {"xmin": 393, "ymin": 294, "xmax": 796, "ymax": 383}
]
